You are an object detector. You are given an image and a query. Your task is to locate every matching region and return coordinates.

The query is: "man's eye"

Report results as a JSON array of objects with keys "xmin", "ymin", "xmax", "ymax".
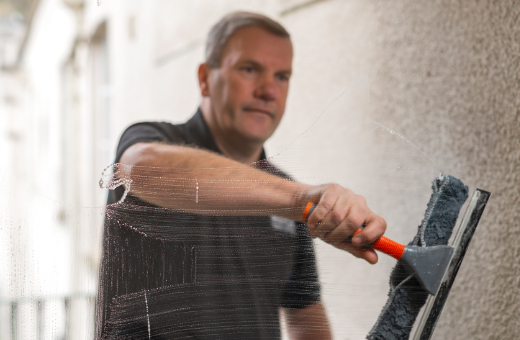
[
  {"xmin": 243, "ymin": 67, "xmax": 254, "ymax": 73},
  {"xmin": 277, "ymin": 74, "xmax": 289, "ymax": 82}
]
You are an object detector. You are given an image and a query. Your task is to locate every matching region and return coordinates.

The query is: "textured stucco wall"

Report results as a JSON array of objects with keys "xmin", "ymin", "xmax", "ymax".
[
  {"xmin": 364, "ymin": 2, "xmax": 519, "ymax": 339},
  {"xmin": 267, "ymin": 0, "xmax": 519, "ymax": 338},
  {"xmin": 281, "ymin": 1, "xmax": 519, "ymax": 339}
]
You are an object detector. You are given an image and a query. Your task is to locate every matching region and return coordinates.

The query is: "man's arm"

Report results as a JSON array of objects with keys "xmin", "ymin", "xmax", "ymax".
[
  {"xmin": 284, "ymin": 302, "xmax": 332, "ymax": 340},
  {"xmin": 119, "ymin": 142, "xmax": 307, "ymax": 219},
  {"xmin": 119, "ymin": 142, "xmax": 387, "ymax": 263}
]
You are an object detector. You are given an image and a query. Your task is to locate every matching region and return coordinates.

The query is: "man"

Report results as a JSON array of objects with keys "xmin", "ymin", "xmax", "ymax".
[{"xmin": 96, "ymin": 11, "xmax": 386, "ymax": 340}]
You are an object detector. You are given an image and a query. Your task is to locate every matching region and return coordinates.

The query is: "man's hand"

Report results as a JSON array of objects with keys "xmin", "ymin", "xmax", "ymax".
[{"xmin": 299, "ymin": 184, "xmax": 387, "ymax": 264}]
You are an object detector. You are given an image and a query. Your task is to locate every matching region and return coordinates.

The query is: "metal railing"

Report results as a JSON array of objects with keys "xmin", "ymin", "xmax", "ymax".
[{"xmin": 1, "ymin": 293, "xmax": 96, "ymax": 340}]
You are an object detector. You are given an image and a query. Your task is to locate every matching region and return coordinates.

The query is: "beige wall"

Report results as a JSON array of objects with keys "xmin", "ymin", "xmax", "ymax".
[
  {"xmin": 4, "ymin": 0, "xmax": 517, "ymax": 339},
  {"xmin": 360, "ymin": 2, "xmax": 519, "ymax": 339},
  {"xmin": 275, "ymin": 1, "xmax": 518, "ymax": 339}
]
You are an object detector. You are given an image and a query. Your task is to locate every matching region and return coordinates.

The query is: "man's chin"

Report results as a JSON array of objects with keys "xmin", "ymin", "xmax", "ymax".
[
  {"xmin": 243, "ymin": 133, "xmax": 270, "ymax": 144},
  {"xmin": 238, "ymin": 120, "xmax": 276, "ymax": 142},
  {"xmin": 238, "ymin": 128, "xmax": 273, "ymax": 144},
  {"xmin": 242, "ymin": 110, "xmax": 275, "ymax": 125}
]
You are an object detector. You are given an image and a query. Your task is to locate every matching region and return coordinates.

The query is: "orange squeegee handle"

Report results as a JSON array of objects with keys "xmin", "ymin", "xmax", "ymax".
[{"xmin": 302, "ymin": 202, "xmax": 405, "ymax": 260}]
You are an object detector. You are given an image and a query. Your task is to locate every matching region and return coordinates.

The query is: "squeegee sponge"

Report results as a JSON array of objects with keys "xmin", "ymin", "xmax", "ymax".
[{"xmin": 367, "ymin": 174, "xmax": 468, "ymax": 340}]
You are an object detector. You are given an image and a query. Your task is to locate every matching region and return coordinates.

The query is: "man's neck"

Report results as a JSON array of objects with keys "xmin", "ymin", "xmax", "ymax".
[
  {"xmin": 213, "ymin": 137, "xmax": 263, "ymax": 164},
  {"xmin": 200, "ymin": 103, "xmax": 264, "ymax": 164}
]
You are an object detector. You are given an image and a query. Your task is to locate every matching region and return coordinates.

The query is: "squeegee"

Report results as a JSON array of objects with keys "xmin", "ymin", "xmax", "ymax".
[
  {"xmin": 302, "ymin": 202, "xmax": 454, "ymax": 296},
  {"xmin": 303, "ymin": 175, "xmax": 490, "ymax": 340}
]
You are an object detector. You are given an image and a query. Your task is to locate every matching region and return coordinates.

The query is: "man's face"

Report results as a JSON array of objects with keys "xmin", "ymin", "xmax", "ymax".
[{"xmin": 205, "ymin": 26, "xmax": 293, "ymax": 144}]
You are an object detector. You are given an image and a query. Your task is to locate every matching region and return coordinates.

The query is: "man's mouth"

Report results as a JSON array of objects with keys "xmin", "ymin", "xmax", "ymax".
[{"xmin": 243, "ymin": 107, "xmax": 274, "ymax": 117}]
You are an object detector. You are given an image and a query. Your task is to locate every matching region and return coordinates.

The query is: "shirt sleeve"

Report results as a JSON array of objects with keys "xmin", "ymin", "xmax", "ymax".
[
  {"xmin": 107, "ymin": 122, "xmax": 184, "ymax": 205},
  {"xmin": 114, "ymin": 122, "xmax": 184, "ymax": 163},
  {"xmin": 280, "ymin": 222, "xmax": 321, "ymax": 309}
]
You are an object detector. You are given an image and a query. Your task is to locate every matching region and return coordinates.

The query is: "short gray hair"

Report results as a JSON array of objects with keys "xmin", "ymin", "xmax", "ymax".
[{"xmin": 205, "ymin": 11, "xmax": 290, "ymax": 68}]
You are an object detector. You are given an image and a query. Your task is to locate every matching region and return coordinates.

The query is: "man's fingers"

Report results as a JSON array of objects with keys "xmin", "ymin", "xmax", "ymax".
[
  {"xmin": 323, "ymin": 198, "xmax": 366, "ymax": 243},
  {"xmin": 352, "ymin": 212, "xmax": 387, "ymax": 246},
  {"xmin": 312, "ymin": 194, "xmax": 352, "ymax": 238},
  {"xmin": 324, "ymin": 217, "xmax": 358, "ymax": 244},
  {"xmin": 312, "ymin": 210, "xmax": 339, "ymax": 238},
  {"xmin": 307, "ymin": 203, "xmax": 330, "ymax": 237},
  {"xmin": 306, "ymin": 198, "xmax": 333, "ymax": 228},
  {"xmin": 335, "ymin": 242, "xmax": 379, "ymax": 264}
]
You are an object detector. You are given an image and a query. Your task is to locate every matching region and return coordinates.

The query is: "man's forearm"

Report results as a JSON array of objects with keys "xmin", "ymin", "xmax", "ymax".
[{"xmin": 119, "ymin": 143, "xmax": 310, "ymax": 220}]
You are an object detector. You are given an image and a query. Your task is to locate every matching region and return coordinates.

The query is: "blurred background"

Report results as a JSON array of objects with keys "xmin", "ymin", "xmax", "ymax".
[{"xmin": 0, "ymin": 0, "xmax": 519, "ymax": 339}]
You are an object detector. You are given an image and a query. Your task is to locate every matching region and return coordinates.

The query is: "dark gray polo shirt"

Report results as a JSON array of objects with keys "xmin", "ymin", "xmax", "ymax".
[{"xmin": 96, "ymin": 109, "xmax": 320, "ymax": 340}]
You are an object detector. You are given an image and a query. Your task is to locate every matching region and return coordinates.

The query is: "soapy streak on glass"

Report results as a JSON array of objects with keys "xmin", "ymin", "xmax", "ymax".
[{"xmin": 2, "ymin": 77, "xmax": 446, "ymax": 339}]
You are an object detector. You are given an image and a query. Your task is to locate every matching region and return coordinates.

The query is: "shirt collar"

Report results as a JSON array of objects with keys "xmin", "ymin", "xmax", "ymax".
[{"xmin": 185, "ymin": 108, "xmax": 267, "ymax": 161}]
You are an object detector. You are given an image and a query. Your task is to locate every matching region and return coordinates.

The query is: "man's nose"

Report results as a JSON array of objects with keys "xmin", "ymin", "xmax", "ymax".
[{"xmin": 254, "ymin": 76, "xmax": 278, "ymax": 102}]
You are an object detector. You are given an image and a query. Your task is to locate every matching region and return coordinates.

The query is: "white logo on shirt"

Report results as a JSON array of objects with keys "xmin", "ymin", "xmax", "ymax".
[{"xmin": 271, "ymin": 216, "xmax": 296, "ymax": 236}]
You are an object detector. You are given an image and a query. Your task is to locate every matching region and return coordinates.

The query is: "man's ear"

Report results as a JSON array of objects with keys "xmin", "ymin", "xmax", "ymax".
[{"xmin": 198, "ymin": 63, "xmax": 211, "ymax": 97}]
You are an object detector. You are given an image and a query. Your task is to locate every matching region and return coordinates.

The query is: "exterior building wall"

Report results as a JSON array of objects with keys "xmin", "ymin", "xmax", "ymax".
[
  {"xmin": 1, "ymin": 0, "xmax": 81, "ymax": 338},
  {"xmin": 1, "ymin": 0, "xmax": 518, "ymax": 339}
]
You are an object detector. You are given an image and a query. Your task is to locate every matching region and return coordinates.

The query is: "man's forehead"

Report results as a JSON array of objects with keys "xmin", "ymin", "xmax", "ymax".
[{"xmin": 221, "ymin": 26, "xmax": 293, "ymax": 69}]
